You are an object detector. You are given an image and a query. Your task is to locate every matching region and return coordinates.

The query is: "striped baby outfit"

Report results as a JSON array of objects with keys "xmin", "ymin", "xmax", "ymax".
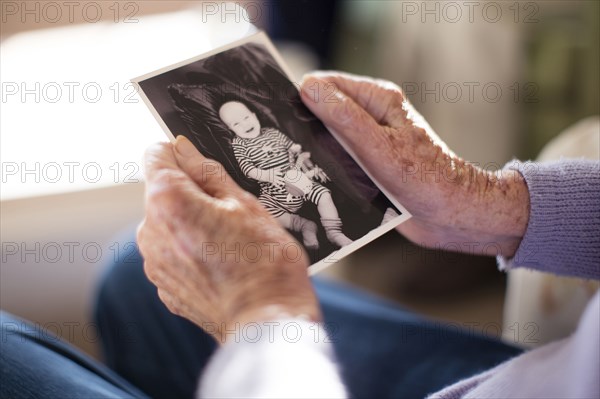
[{"xmin": 232, "ymin": 127, "xmax": 329, "ymax": 217}]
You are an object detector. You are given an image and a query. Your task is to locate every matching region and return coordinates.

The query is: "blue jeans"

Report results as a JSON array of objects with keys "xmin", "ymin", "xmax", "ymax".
[{"xmin": 0, "ymin": 242, "xmax": 522, "ymax": 398}]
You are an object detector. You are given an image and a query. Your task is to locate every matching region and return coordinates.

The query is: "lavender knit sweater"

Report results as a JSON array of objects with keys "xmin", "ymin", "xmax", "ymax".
[
  {"xmin": 498, "ymin": 159, "xmax": 600, "ymax": 279},
  {"xmin": 429, "ymin": 159, "xmax": 600, "ymax": 398}
]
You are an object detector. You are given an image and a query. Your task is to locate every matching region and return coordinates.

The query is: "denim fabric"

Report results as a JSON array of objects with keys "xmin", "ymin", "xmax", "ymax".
[
  {"xmin": 0, "ymin": 312, "xmax": 147, "ymax": 399},
  {"xmin": 1, "ymin": 240, "xmax": 521, "ymax": 398}
]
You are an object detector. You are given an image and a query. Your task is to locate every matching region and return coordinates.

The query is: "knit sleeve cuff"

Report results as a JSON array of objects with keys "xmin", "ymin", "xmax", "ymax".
[{"xmin": 497, "ymin": 159, "xmax": 600, "ymax": 280}]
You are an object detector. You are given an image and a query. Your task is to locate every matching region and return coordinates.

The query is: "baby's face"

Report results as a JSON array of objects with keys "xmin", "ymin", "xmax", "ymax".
[{"xmin": 219, "ymin": 101, "xmax": 261, "ymax": 139}]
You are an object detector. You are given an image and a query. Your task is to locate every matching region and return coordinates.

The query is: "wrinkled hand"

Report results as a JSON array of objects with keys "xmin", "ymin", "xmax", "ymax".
[
  {"xmin": 300, "ymin": 72, "xmax": 530, "ymax": 257},
  {"xmin": 137, "ymin": 136, "xmax": 321, "ymax": 344}
]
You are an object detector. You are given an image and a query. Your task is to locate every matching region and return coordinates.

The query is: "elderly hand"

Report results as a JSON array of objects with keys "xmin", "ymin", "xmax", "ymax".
[
  {"xmin": 137, "ymin": 136, "xmax": 321, "ymax": 344},
  {"xmin": 300, "ymin": 72, "xmax": 530, "ymax": 258}
]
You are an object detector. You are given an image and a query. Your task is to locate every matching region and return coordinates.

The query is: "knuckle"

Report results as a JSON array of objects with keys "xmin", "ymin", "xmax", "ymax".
[
  {"xmin": 376, "ymin": 78, "xmax": 402, "ymax": 93},
  {"xmin": 143, "ymin": 261, "xmax": 160, "ymax": 284},
  {"xmin": 374, "ymin": 79, "xmax": 406, "ymax": 104},
  {"xmin": 143, "ymin": 142, "xmax": 171, "ymax": 164},
  {"xmin": 136, "ymin": 220, "xmax": 148, "ymax": 244},
  {"xmin": 158, "ymin": 290, "xmax": 181, "ymax": 315},
  {"xmin": 146, "ymin": 175, "xmax": 188, "ymax": 217},
  {"xmin": 149, "ymin": 169, "xmax": 183, "ymax": 192},
  {"xmin": 331, "ymin": 96, "xmax": 354, "ymax": 124}
]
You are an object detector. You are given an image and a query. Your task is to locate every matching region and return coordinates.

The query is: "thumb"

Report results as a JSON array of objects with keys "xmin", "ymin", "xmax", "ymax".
[
  {"xmin": 173, "ymin": 135, "xmax": 241, "ymax": 198},
  {"xmin": 300, "ymin": 76, "xmax": 381, "ymax": 149}
]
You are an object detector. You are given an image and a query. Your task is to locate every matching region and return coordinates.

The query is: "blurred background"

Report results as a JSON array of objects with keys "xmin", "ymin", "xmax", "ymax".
[{"xmin": 1, "ymin": 1, "xmax": 598, "ymax": 358}]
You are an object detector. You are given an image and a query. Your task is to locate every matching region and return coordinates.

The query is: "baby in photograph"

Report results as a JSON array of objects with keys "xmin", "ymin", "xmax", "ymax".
[{"xmin": 219, "ymin": 100, "xmax": 352, "ymax": 249}]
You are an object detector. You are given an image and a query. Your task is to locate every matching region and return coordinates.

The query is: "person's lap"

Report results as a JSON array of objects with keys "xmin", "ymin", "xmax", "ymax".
[
  {"xmin": 0, "ymin": 241, "xmax": 522, "ymax": 398},
  {"xmin": 0, "ymin": 312, "xmax": 147, "ymax": 399}
]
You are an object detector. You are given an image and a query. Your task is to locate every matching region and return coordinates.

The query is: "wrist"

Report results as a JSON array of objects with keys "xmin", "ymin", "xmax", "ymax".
[
  {"xmin": 220, "ymin": 298, "xmax": 322, "ymax": 345},
  {"xmin": 453, "ymin": 165, "xmax": 530, "ymax": 257},
  {"xmin": 232, "ymin": 301, "xmax": 321, "ymax": 329},
  {"xmin": 220, "ymin": 256, "xmax": 320, "ymax": 343}
]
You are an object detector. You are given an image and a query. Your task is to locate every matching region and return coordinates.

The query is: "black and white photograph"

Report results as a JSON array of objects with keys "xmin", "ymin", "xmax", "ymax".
[
  {"xmin": 133, "ymin": 32, "xmax": 410, "ymax": 272},
  {"xmin": 3, "ymin": 2, "xmax": 599, "ymax": 397}
]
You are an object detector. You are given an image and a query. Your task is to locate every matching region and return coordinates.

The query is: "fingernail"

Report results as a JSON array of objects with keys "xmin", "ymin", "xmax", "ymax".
[
  {"xmin": 300, "ymin": 76, "xmax": 319, "ymax": 102},
  {"xmin": 175, "ymin": 135, "xmax": 197, "ymax": 157}
]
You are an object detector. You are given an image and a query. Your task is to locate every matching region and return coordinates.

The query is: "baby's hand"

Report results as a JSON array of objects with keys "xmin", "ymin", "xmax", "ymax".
[
  {"xmin": 295, "ymin": 151, "xmax": 312, "ymax": 169},
  {"xmin": 290, "ymin": 144, "xmax": 302, "ymax": 154},
  {"xmin": 307, "ymin": 166, "xmax": 330, "ymax": 183}
]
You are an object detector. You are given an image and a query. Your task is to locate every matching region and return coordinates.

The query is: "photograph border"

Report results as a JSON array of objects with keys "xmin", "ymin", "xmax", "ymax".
[{"xmin": 132, "ymin": 31, "xmax": 412, "ymax": 274}]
